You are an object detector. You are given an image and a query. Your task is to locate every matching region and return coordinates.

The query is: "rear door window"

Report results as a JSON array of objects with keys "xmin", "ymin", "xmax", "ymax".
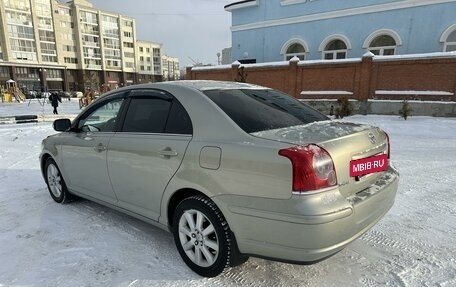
[
  {"xmin": 121, "ymin": 90, "xmax": 192, "ymax": 134},
  {"xmin": 204, "ymin": 89, "xmax": 328, "ymax": 133},
  {"xmin": 165, "ymin": 99, "xmax": 193, "ymax": 135},
  {"xmin": 122, "ymin": 97, "xmax": 171, "ymax": 133}
]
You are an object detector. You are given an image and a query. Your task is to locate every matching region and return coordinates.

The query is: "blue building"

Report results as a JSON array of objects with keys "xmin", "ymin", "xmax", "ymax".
[{"xmin": 225, "ymin": 0, "xmax": 456, "ymax": 63}]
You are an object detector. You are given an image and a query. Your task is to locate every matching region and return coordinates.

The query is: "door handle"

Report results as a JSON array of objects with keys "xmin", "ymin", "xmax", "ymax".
[
  {"xmin": 94, "ymin": 143, "xmax": 106, "ymax": 152},
  {"xmin": 158, "ymin": 148, "xmax": 178, "ymax": 157}
]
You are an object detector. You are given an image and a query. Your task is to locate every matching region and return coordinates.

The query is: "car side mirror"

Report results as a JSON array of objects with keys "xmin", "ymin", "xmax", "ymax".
[{"xmin": 53, "ymin": 118, "xmax": 71, "ymax": 132}]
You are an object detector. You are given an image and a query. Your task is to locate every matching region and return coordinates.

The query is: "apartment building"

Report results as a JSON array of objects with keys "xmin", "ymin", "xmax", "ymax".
[
  {"xmin": 0, "ymin": 0, "xmax": 166, "ymax": 93},
  {"xmin": 136, "ymin": 40, "xmax": 163, "ymax": 83},
  {"xmin": 161, "ymin": 55, "xmax": 180, "ymax": 81}
]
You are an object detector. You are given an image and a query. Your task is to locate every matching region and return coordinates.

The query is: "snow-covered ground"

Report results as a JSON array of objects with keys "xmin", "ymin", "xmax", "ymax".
[
  {"xmin": 0, "ymin": 102, "xmax": 455, "ymax": 286},
  {"xmin": 0, "ymin": 99, "xmax": 81, "ymax": 120}
]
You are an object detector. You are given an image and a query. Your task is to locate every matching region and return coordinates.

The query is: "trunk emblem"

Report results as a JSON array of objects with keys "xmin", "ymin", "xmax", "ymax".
[{"xmin": 368, "ymin": 132, "xmax": 376, "ymax": 144}]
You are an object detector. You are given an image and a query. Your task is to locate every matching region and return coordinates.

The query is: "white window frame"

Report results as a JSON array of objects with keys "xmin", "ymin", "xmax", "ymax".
[
  {"xmin": 440, "ymin": 24, "xmax": 456, "ymax": 52},
  {"xmin": 280, "ymin": 38, "xmax": 309, "ymax": 61},
  {"xmin": 319, "ymin": 34, "xmax": 351, "ymax": 60},
  {"xmin": 363, "ymin": 29, "xmax": 402, "ymax": 56},
  {"xmin": 368, "ymin": 36, "xmax": 396, "ymax": 56}
]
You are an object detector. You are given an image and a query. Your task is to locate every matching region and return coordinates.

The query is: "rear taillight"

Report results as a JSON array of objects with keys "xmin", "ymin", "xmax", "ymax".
[
  {"xmin": 385, "ymin": 132, "xmax": 391, "ymax": 159},
  {"xmin": 279, "ymin": 144, "xmax": 337, "ymax": 193}
]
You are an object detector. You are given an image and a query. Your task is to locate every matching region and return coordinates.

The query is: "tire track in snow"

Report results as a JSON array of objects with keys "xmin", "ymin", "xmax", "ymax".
[
  {"xmin": 212, "ymin": 259, "xmax": 327, "ymax": 287},
  {"xmin": 360, "ymin": 229, "xmax": 455, "ymax": 286},
  {"xmin": 361, "ymin": 230, "xmax": 438, "ymax": 261}
]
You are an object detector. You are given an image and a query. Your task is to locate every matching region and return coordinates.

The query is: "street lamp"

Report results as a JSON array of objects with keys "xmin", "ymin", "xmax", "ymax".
[{"xmin": 217, "ymin": 52, "xmax": 221, "ymax": 65}]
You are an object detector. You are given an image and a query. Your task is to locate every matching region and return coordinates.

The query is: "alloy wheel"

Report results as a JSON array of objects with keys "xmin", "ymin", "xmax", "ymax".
[
  {"xmin": 47, "ymin": 163, "xmax": 62, "ymax": 198},
  {"xmin": 178, "ymin": 209, "xmax": 219, "ymax": 267}
]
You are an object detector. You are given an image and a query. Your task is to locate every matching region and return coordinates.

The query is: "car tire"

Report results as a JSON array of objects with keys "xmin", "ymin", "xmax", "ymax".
[
  {"xmin": 173, "ymin": 195, "xmax": 238, "ymax": 277},
  {"xmin": 44, "ymin": 158, "xmax": 73, "ymax": 204}
]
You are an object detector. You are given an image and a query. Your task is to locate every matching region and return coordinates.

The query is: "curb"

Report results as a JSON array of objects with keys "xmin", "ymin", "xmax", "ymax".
[
  {"xmin": 0, "ymin": 115, "xmax": 38, "ymax": 125},
  {"xmin": 0, "ymin": 114, "xmax": 77, "ymax": 125}
]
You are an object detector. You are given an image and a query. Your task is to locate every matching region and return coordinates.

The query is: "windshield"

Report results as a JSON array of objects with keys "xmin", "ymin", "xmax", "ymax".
[{"xmin": 203, "ymin": 89, "xmax": 329, "ymax": 133}]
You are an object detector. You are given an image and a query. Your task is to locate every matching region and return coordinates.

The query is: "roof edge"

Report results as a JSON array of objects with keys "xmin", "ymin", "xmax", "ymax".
[{"xmin": 224, "ymin": 0, "xmax": 257, "ymax": 12}]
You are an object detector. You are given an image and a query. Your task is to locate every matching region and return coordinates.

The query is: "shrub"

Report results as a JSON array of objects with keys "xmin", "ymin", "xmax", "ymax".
[
  {"xmin": 399, "ymin": 100, "xmax": 412, "ymax": 120},
  {"xmin": 335, "ymin": 97, "xmax": 353, "ymax": 119},
  {"xmin": 235, "ymin": 66, "xmax": 247, "ymax": 83}
]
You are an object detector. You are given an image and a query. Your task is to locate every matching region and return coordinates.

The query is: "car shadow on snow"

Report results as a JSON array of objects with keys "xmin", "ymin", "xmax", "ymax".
[
  {"xmin": 39, "ymin": 197, "xmax": 204, "ymax": 281},
  {"xmin": 2, "ymin": 168, "xmax": 329, "ymax": 285},
  {"xmin": 0, "ymin": 168, "xmax": 202, "ymax": 285}
]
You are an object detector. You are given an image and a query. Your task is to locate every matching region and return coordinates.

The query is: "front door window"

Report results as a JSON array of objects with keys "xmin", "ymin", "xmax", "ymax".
[{"xmin": 79, "ymin": 98, "xmax": 124, "ymax": 132}]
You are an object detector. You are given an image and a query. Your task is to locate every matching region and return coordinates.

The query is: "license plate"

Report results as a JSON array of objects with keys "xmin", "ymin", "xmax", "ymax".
[{"xmin": 350, "ymin": 154, "xmax": 388, "ymax": 177}]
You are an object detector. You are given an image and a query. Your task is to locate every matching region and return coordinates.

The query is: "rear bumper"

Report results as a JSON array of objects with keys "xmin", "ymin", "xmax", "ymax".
[{"xmin": 212, "ymin": 166, "xmax": 399, "ymax": 263}]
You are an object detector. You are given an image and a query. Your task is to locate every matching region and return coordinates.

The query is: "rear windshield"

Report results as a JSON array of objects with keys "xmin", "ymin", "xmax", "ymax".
[{"xmin": 203, "ymin": 89, "xmax": 328, "ymax": 133}]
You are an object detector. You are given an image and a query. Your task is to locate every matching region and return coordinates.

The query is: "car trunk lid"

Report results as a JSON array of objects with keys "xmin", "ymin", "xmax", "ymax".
[{"xmin": 252, "ymin": 121, "xmax": 389, "ymax": 198}]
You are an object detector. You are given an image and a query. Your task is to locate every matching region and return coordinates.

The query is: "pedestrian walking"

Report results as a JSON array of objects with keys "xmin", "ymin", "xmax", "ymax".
[{"xmin": 49, "ymin": 92, "xmax": 62, "ymax": 114}]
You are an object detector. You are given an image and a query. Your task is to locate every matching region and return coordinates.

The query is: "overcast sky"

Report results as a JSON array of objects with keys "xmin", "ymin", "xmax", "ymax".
[{"xmin": 89, "ymin": 0, "xmax": 234, "ymax": 68}]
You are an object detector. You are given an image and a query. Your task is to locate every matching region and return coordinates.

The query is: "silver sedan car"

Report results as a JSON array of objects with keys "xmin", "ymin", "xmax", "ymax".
[{"xmin": 40, "ymin": 81, "xmax": 399, "ymax": 277}]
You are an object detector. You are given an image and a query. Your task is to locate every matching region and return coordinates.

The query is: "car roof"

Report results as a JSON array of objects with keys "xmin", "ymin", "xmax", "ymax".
[
  {"xmin": 128, "ymin": 80, "xmax": 269, "ymax": 92},
  {"xmin": 97, "ymin": 80, "xmax": 269, "ymax": 101},
  {"xmin": 161, "ymin": 80, "xmax": 269, "ymax": 91}
]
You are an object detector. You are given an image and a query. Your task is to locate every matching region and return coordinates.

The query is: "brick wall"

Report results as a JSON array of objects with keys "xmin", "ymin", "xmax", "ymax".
[{"xmin": 186, "ymin": 53, "xmax": 456, "ymax": 101}]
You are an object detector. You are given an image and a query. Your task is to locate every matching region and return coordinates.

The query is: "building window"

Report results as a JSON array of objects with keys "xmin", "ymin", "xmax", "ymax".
[
  {"xmin": 281, "ymin": 38, "xmax": 308, "ymax": 61},
  {"xmin": 0, "ymin": 67, "xmax": 10, "ymax": 78},
  {"xmin": 42, "ymin": 55, "xmax": 57, "ymax": 63},
  {"xmin": 38, "ymin": 17, "xmax": 53, "ymax": 30},
  {"xmin": 103, "ymin": 38, "xmax": 120, "ymax": 49},
  {"xmin": 39, "ymin": 30, "xmax": 55, "ymax": 42},
  {"xmin": 123, "ymin": 42, "xmax": 134, "ymax": 48},
  {"xmin": 64, "ymin": 57, "xmax": 78, "ymax": 64},
  {"xmin": 80, "ymin": 11, "xmax": 98, "ymax": 25},
  {"xmin": 124, "ymin": 51, "xmax": 134, "ymax": 58},
  {"xmin": 59, "ymin": 8, "xmax": 70, "ymax": 16},
  {"xmin": 285, "ymin": 43, "xmax": 306, "ymax": 60},
  {"xmin": 324, "ymin": 40, "xmax": 347, "ymax": 60},
  {"xmin": 84, "ymin": 58, "xmax": 101, "ymax": 68},
  {"xmin": 369, "ymin": 35, "xmax": 396, "ymax": 55},
  {"xmin": 47, "ymin": 69, "xmax": 62, "ymax": 79},
  {"xmin": 319, "ymin": 34, "xmax": 351, "ymax": 60},
  {"xmin": 63, "ymin": 45, "xmax": 76, "ymax": 52},
  {"xmin": 139, "ymin": 47, "xmax": 143, "ymax": 52},
  {"xmin": 40, "ymin": 42, "xmax": 56, "ymax": 55},
  {"xmin": 8, "ymin": 25, "xmax": 35, "ymax": 39},
  {"xmin": 444, "ymin": 29, "xmax": 456, "ymax": 52},
  {"xmin": 62, "ymin": 33, "xmax": 75, "ymax": 41},
  {"xmin": 363, "ymin": 29, "xmax": 402, "ymax": 55}
]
